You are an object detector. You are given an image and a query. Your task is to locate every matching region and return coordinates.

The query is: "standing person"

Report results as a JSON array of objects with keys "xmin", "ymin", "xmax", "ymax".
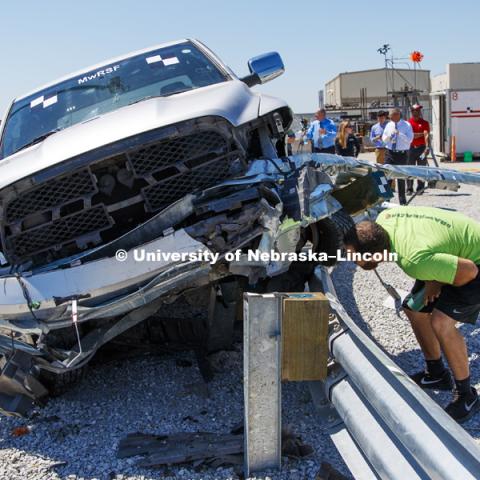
[
  {"xmin": 297, "ymin": 118, "xmax": 310, "ymax": 153},
  {"xmin": 343, "ymin": 206, "xmax": 480, "ymax": 422},
  {"xmin": 370, "ymin": 110, "xmax": 388, "ymax": 164},
  {"xmin": 335, "ymin": 121, "xmax": 360, "ymax": 157},
  {"xmin": 407, "ymin": 104, "xmax": 430, "ymax": 195},
  {"xmin": 286, "ymin": 130, "xmax": 296, "ymax": 156},
  {"xmin": 305, "ymin": 109, "xmax": 337, "ymax": 153},
  {"xmin": 382, "ymin": 108, "xmax": 414, "ymax": 205}
]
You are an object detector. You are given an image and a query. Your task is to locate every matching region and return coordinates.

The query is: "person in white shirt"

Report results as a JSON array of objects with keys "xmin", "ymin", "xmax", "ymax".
[{"xmin": 382, "ymin": 108, "xmax": 414, "ymax": 205}]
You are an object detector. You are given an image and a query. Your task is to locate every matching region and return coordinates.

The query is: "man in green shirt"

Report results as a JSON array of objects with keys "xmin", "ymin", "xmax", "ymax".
[{"xmin": 343, "ymin": 206, "xmax": 480, "ymax": 422}]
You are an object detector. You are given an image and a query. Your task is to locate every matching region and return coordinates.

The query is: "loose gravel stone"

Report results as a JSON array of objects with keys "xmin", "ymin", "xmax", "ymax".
[{"xmin": 0, "ymin": 181, "xmax": 479, "ymax": 479}]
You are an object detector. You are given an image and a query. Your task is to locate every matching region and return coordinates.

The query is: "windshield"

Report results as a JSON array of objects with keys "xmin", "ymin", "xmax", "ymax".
[{"xmin": 0, "ymin": 41, "xmax": 228, "ymax": 159}]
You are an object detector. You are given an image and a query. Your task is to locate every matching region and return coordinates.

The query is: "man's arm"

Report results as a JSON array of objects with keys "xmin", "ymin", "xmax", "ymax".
[
  {"xmin": 414, "ymin": 253, "xmax": 477, "ymax": 286},
  {"xmin": 424, "ymin": 280, "xmax": 443, "ymax": 305},
  {"xmin": 399, "ymin": 122, "xmax": 414, "ymax": 145},
  {"xmin": 406, "ymin": 122, "xmax": 414, "ymax": 144},
  {"xmin": 423, "ymin": 125, "xmax": 430, "ymax": 151},
  {"xmin": 422, "ymin": 258, "xmax": 478, "ymax": 305},
  {"xmin": 453, "ymin": 258, "xmax": 479, "ymax": 286},
  {"xmin": 305, "ymin": 122, "xmax": 315, "ymax": 140},
  {"xmin": 382, "ymin": 123, "xmax": 392, "ymax": 143},
  {"xmin": 371, "ymin": 127, "xmax": 382, "ymax": 142},
  {"xmin": 353, "ymin": 135, "xmax": 361, "ymax": 157},
  {"xmin": 326, "ymin": 119, "xmax": 337, "ymax": 134},
  {"xmin": 321, "ymin": 120, "xmax": 337, "ymax": 141}
]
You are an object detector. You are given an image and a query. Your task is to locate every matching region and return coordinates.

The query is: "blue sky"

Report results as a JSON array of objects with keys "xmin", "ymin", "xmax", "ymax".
[{"xmin": 1, "ymin": 0, "xmax": 478, "ymax": 115}]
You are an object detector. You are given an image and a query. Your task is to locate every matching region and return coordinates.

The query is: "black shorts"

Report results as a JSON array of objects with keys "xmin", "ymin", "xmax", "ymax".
[{"xmin": 402, "ymin": 267, "xmax": 480, "ymax": 324}]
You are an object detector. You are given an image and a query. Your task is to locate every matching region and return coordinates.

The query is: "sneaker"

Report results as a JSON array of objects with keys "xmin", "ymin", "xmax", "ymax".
[
  {"xmin": 407, "ymin": 189, "xmax": 414, "ymax": 196},
  {"xmin": 410, "ymin": 369, "xmax": 453, "ymax": 390},
  {"xmin": 445, "ymin": 387, "xmax": 480, "ymax": 423},
  {"xmin": 399, "ymin": 197, "xmax": 408, "ymax": 206}
]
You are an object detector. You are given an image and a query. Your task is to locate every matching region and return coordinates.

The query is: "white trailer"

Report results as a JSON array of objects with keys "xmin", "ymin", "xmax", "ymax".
[{"xmin": 431, "ymin": 63, "xmax": 480, "ymax": 160}]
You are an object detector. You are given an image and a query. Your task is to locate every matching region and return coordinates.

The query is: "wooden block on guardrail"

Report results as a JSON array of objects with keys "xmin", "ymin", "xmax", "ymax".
[{"xmin": 281, "ymin": 292, "xmax": 329, "ymax": 381}]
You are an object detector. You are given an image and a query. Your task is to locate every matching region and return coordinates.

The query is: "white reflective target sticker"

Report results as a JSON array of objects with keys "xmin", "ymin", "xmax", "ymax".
[
  {"xmin": 43, "ymin": 95, "xmax": 58, "ymax": 108},
  {"xmin": 146, "ymin": 55, "xmax": 162, "ymax": 64},
  {"xmin": 163, "ymin": 57, "xmax": 180, "ymax": 66},
  {"xmin": 30, "ymin": 96, "xmax": 44, "ymax": 108}
]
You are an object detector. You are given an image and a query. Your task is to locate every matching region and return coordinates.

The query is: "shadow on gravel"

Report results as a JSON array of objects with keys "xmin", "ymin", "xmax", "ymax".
[
  {"xmin": 331, "ymin": 262, "xmax": 366, "ymax": 332},
  {"xmin": 332, "ymin": 262, "xmax": 422, "ymax": 370}
]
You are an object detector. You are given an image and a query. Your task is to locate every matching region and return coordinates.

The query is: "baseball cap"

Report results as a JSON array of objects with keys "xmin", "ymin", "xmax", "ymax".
[{"xmin": 411, "ymin": 104, "xmax": 423, "ymax": 110}]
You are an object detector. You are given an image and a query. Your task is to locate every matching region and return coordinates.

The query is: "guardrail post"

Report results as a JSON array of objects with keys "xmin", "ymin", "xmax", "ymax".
[{"xmin": 243, "ymin": 293, "xmax": 282, "ymax": 476}]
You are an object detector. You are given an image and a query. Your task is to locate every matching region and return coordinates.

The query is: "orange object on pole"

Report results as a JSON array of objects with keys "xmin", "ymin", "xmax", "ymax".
[
  {"xmin": 450, "ymin": 136, "xmax": 457, "ymax": 162},
  {"xmin": 410, "ymin": 51, "xmax": 424, "ymax": 63}
]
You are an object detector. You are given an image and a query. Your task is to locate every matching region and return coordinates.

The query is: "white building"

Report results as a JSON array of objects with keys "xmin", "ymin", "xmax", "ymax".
[
  {"xmin": 324, "ymin": 68, "xmax": 431, "ymax": 121},
  {"xmin": 431, "ymin": 63, "xmax": 480, "ymax": 159}
]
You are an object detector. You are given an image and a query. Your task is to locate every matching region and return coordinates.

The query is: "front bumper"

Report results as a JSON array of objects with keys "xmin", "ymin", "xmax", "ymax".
[{"xmin": 0, "ymin": 229, "xmax": 212, "ymax": 332}]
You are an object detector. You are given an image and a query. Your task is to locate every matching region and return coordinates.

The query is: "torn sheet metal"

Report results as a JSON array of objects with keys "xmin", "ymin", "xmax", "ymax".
[
  {"xmin": 225, "ymin": 161, "xmax": 343, "ymax": 281},
  {"xmin": 297, "ymin": 153, "xmax": 480, "ymax": 190},
  {"xmin": 0, "ymin": 349, "xmax": 49, "ymax": 417},
  {"xmin": 373, "ymin": 163, "xmax": 479, "ymax": 191}
]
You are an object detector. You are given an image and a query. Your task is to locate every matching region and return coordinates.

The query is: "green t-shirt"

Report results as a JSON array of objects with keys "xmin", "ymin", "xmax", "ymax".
[{"xmin": 376, "ymin": 206, "xmax": 480, "ymax": 284}]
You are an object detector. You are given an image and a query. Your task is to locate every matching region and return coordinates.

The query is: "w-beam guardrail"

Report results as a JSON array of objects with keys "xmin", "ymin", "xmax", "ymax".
[{"xmin": 315, "ymin": 266, "xmax": 480, "ymax": 480}]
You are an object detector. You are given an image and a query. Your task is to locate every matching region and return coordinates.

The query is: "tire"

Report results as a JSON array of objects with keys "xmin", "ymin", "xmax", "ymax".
[{"xmin": 313, "ymin": 208, "xmax": 354, "ymax": 266}]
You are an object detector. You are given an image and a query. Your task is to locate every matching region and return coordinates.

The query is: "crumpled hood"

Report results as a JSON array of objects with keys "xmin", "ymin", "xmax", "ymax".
[{"xmin": 0, "ymin": 80, "xmax": 267, "ymax": 190}]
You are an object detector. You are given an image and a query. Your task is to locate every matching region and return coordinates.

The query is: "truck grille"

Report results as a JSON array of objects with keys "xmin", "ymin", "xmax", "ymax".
[
  {"xmin": 0, "ymin": 122, "xmax": 244, "ymax": 265},
  {"xmin": 6, "ymin": 206, "xmax": 112, "ymax": 259},
  {"xmin": 6, "ymin": 170, "xmax": 96, "ymax": 224},
  {"xmin": 143, "ymin": 157, "xmax": 234, "ymax": 212},
  {"xmin": 128, "ymin": 130, "xmax": 227, "ymax": 176}
]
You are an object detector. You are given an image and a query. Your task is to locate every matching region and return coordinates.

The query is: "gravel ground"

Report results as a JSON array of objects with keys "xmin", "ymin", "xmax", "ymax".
[
  {"xmin": 0, "ymin": 348, "xmax": 347, "ymax": 480},
  {"xmin": 0, "ymin": 182, "xmax": 479, "ymax": 480}
]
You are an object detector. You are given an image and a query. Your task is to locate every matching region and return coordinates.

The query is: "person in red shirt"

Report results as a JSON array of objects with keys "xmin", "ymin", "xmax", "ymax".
[{"xmin": 407, "ymin": 104, "xmax": 430, "ymax": 195}]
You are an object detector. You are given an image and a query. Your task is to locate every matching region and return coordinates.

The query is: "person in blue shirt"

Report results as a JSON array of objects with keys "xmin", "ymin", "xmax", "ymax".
[
  {"xmin": 370, "ymin": 110, "xmax": 388, "ymax": 164},
  {"xmin": 305, "ymin": 109, "xmax": 337, "ymax": 153}
]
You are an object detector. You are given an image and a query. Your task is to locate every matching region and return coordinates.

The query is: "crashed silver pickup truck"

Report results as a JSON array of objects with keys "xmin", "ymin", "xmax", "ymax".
[{"xmin": 1, "ymin": 38, "xmax": 479, "ymax": 416}]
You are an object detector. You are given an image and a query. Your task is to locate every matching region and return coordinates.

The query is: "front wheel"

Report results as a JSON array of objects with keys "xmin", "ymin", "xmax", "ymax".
[{"xmin": 311, "ymin": 209, "xmax": 354, "ymax": 266}]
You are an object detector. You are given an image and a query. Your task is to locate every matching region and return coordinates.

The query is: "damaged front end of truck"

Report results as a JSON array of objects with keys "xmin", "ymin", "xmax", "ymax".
[
  {"xmin": 1, "ymin": 38, "xmax": 480, "ymax": 417},
  {"xmin": 0, "ymin": 145, "xmax": 393, "ymax": 416}
]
